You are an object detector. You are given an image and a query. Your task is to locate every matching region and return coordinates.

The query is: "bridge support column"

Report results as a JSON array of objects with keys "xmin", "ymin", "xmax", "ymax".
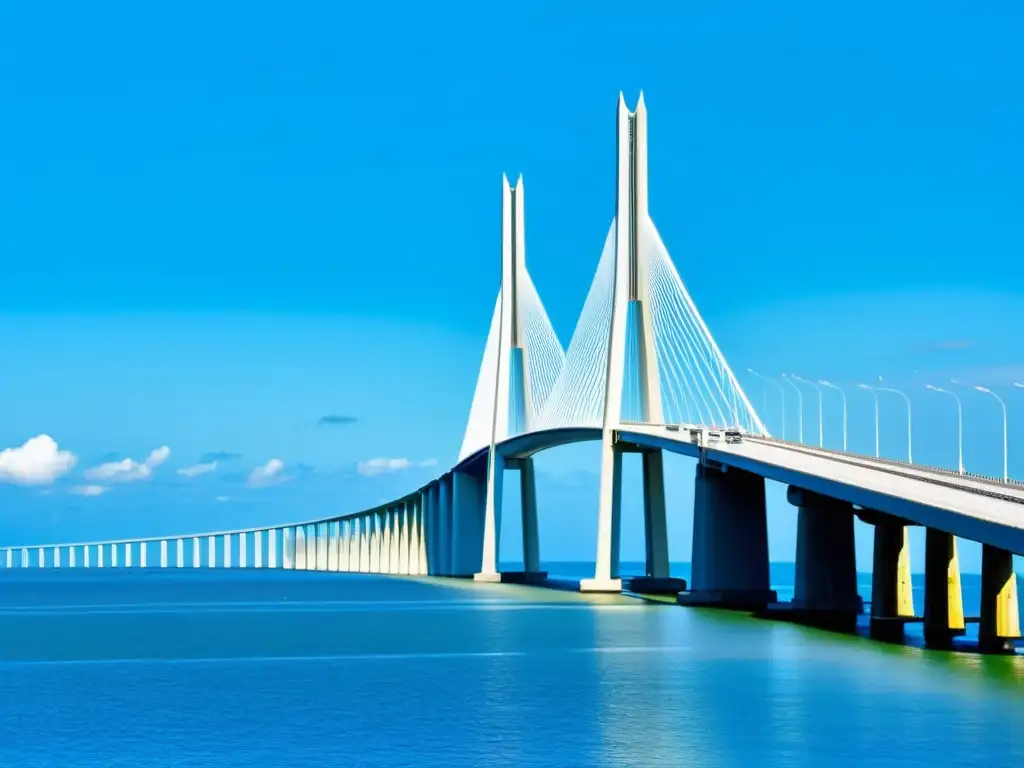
[
  {"xmin": 421, "ymin": 491, "xmax": 432, "ymax": 575},
  {"xmin": 860, "ymin": 511, "xmax": 915, "ymax": 642},
  {"xmin": 437, "ymin": 475, "xmax": 453, "ymax": 575},
  {"xmin": 475, "ymin": 453, "xmax": 504, "ymax": 583},
  {"xmin": 642, "ymin": 450, "xmax": 669, "ymax": 578},
  {"xmin": 630, "ymin": 449, "xmax": 687, "ymax": 595},
  {"xmin": 922, "ymin": 528, "xmax": 965, "ymax": 649},
  {"xmin": 346, "ymin": 520, "xmax": 355, "ymax": 571},
  {"xmin": 678, "ymin": 464, "xmax": 774, "ymax": 609},
  {"xmin": 328, "ymin": 523, "xmax": 338, "ymax": 571},
  {"xmin": 359, "ymin": 518, "xmax": 370, "ymax": 573},
  {"xmin": 371, "ymin": 516, "xmax": 382, "ymax": 574},
  {"xmin": 581, "ymin": 440, "xmax": 623, "ymax": 593},
  {"xmin": 398, "ymin": 505, "xmax": 408, "ymax": 575},
  {"xmin": 386, "ymin": 509, "xmax": 396, "ymax": 574},
  {"xmin": 979, "ymin": 544, "xmax": 1020, "ymax": 654},
  {"xmin": 381, "ymin": 511, "xmax": 392, "ymax": 575},
  {"xmin": 409, "ymin": 498, "xmax": 422, "ymax": 575},
  {"xmin": 452, "ymin": 469, "xmax": 485, "ymax": 577},
  {"xmin": 424, "ymin": 485, "xmax": 439, "ymax": 575},
  {"xmin": 391, "ymin": 506, "xmax": 402, "ymax": 575},
  {"xmin": 520, "ymin": 458, "xmax": 541, "ymax": 575},
  {"xmin": 787, "ymin": 487, "xmax": 860, "ymax": 632},
  {"xmin": 407, "ymin": 499, "xmax": 418, "ymax": 575},
  {"xmin": 413, "ymin": 497, "xmax": 426, "ymax": 576},
  {"xmin": 393, "ymin": 507, "xmax": 403, "ymax": 575}
]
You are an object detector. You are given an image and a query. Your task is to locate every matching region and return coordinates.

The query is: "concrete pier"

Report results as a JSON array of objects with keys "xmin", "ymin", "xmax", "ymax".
[
  {"xmin": 438, "ymin": 475, "xmax": 454, "ymax": 576},
  {"xmin": 519, "ymin": 458, "xmax": 541, "ymax": 574},
  {"xmin": 922, "ymin": 528, "xmax": 966, "ymax": 649},
  {"xmin": 864, "ymin": 512, "xmax": 916, "ymax": 642},
  {"xmin": 630, "ymin": 449, "xmax": 685, "ymax": 595},
  {"xmin": 786, "ymin": 486, "xmax": 860, "ymax": 632},
  {"xmin": 677, "ymin": 464, "xmax": 774, "ymax": 609},
  {"xmin": 475, "ymin": 452, "xmax": 504, "ymax": 583},
  {"xmin": 452, "ymin": 469, "xmax": 485, "ymax": 577},
  {"xmin": 581, "ymin": 442, "xmax": 623, "ymax": 592},
  {"xmin": 979, "ymin": 544, "xmax": 1021, "ymax": 654}
]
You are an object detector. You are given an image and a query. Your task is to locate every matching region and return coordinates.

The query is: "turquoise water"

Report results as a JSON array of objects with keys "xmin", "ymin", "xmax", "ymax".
[{"xmin": 1, "ymin": 567, "xmax": 1023, "ymax": 767}]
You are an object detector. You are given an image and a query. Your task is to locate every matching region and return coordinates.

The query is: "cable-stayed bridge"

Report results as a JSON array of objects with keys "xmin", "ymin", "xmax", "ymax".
[{"xmin": 3, "ymin": 94, "xmax": 1022, "ymax": 654}]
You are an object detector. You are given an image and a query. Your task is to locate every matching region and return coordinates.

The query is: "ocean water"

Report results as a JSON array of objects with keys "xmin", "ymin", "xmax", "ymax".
[{"xmin": 1, "ymin": 568, "xmax": 1023, "ymax": 768}]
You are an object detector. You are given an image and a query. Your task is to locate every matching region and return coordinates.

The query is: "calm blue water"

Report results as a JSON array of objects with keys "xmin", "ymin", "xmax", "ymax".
[{"xmin": 1, "ymin": 567, "xmax": 1023, "ymax": 767}]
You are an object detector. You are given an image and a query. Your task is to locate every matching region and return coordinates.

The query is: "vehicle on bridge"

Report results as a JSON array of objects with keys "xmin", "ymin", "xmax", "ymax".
[{"xmin": 725, "ymin": 429, "xmax": 743, "ymax": 444}]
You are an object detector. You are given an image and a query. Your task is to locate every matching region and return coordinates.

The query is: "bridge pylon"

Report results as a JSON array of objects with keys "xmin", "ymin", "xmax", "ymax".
[
  {"xmin": 460, "ymin": 175, "xmax": 562, "ymax": 582},
  {"xmin": 581, "ymin": 92, "xmax": 671, "ymax": 592}
]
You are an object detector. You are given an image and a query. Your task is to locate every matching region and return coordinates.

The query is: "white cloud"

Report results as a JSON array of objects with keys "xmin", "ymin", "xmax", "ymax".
[
  {"xmin": 84, "ymin": 445, "xmax": 171, "ymax": 483},
  {"xmin": 70, "ymin": 485, "xmax": 108, "ymax": 497},
  {"xmin": 178, "ymin": 461, "xmax": 217, "ymax": 478},
  {"xmin": 0, "ymin": 435, "xmax": 77, "ymax": 486},
  {"xmin": 357, "ymin": 457, "xmax": 438, "ymax": 477},
  {"xmin": 248, "ymin": 458, "xmax": 290, "ymax": 488}
]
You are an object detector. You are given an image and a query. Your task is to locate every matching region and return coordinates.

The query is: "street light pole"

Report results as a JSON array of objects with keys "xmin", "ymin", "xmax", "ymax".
[
  {"xmin": 793, "ymin": 375, "xmax": 824, "ymax": 448},
  {"xmin": 748, "ymin": 368, "xmax": 785, "ymax": 440},
  {"xmin": 857, "ymin": 384, "xmax": 880, "ymax": 458},
  {"xmin": 782, "ymin": 374, "xmax": 804, "ymax": 443},
  {"xmin": 975, "ymin": 386, "xmax": 1007, "ymax": 483},
  {"xmin": 876, "ymin": 384, "xmax": 913, "ymax": 464},
  {"xmin": 925, "ymin": 384, "xmax": 964, "ymax": 474},
  {"xmin": 819, "ymin": 381, "xmax": 847, "ymax": 452}
]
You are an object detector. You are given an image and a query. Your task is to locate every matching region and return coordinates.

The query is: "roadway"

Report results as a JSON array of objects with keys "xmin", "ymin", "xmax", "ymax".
[{"xmin": 619, "ymin": 423, "xmax": 1024, "ymax": 555}]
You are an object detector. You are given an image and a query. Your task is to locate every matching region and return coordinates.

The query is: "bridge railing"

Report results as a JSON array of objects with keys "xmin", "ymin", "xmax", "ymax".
[{"xmin": 751, "ymin": 433, "xmax": 1023, "ymax": 489}]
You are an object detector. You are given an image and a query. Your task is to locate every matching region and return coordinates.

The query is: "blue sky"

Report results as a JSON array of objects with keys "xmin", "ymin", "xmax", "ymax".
[{"xmin": 0, "ymin": 2, "xmax": 1022, "ymax": 572}]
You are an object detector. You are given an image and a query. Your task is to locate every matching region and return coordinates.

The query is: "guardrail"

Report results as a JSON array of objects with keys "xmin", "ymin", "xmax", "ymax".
[{"xmin": 756, "ymin": 434, "xmax": 1023, "ymax": 490}]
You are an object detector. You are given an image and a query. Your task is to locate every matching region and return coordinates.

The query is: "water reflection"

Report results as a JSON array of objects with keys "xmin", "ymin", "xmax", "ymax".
[{"xmin": 1, "ymin": 572, "xmax": 1023, "ymax": 767}]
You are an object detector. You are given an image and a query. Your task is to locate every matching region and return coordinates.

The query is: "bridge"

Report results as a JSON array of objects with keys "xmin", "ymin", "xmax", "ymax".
[{"xmin": 3, "ymin": 94, "xmax": 1021, "ymax": 654}]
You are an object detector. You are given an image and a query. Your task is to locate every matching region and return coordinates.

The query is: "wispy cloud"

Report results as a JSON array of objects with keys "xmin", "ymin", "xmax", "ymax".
[
  {"xmin": 215, "ymin": 495, "xmax": 230, "ymax": 502},
  {"xmin": 0, "ymin": 435, "xmax": 77, "ymax": 486},
  {"xmin": 177, "ymin": 461, "xmax": 218, "ymax": 478},
  {"xmin": 925, "ymin": 340, "xmax": 974, "ymax": 351},
  {"xmin": 70, "ymin": 484, "xmax": 108, "ymax": 497},
  {"xmin": 318, "ymin": 414, "xmax": 358, "ymax": 426},
  {"xmin": 357, "ymin": 458, "xmax": 437, "ymax": 477},
  {"xmin": 248, "ymin": 458, "xmax": 291, "ymax": 488},
  {"xmin": 84, "ymin": 446, "xmax": 170, "ymax": 483},
  {"xmin": 200, "ymin": 451, "xmax": 241, "ymax": 463}
]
